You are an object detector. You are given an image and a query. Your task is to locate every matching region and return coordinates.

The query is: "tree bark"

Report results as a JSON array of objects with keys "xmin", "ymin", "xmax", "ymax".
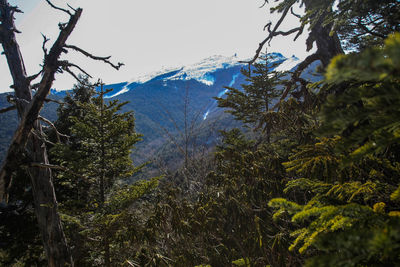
[{"xmin": 303, "ymin": 0, "xmax": 344, "ymax": 67}]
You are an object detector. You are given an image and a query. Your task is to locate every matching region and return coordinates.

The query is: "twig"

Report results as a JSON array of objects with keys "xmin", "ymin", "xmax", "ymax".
[
  {"xmin": 28, "ymin": 70, "xmax": 43, "ymax": 83},
  {"xmin": 273, "ymin": 52, "xmax": 321, "ymax": 110},
  {"xmin": 259, "ymin": 0, "xmax": 269, "ymax": 8},
  {"xmin": 41, "ymin": 33, "xmax": 49, "ymax": 56},
  {"xmin": 45, "ymin": 98, "xmax": 63, "ymax": 105},
  {"xmin": 357, "ymin": 17, "xmax": 386, "ymax": 38},
  {"xmin": 67, "ymin": 4, "xmax": 77, "ymax": 13},
  {"xmin": 64, "ymin": 44, "xmax": 124, "ymax": 70},
  {"xmin": 0, "ymin": 105, "xmax": 16, "ymax": 114},
  {"xmin": 290, "ymin": 7, "xmax": 301, "ymax": 19},
  {"xmin": 45, "ymin": 0, "xmax": 71, "ymax": 16},
  {"xmin": 0, "ymin": 7, "xmax": 83, "ymax": 201},
  {"xmin": 63, "ymin": 67, "xmax": 81, "ymax": 82},
  {"xmin": 31, "ymin": 162, "xmax": 67, "ymax": 171},
  {"xmin": 241, "ymin": 3, "xmax": 296, "ymax": 65},
  {"xmin": 31, "ymin": 129, "xmax": 56, "ymax": 146},
  {"xmin": 38, "ymin": 116, "xmax": 69, "ymax": 142},
  {"xmin": 58, "ymin": 60, "xmax": 93, "ymax": 78}
]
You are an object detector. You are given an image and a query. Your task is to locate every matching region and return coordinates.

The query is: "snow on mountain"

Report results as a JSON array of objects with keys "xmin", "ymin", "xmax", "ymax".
[
  {"xmin": 202, "ymin": 72, "xmax": 241, "ymax": 120},
  {"xmin": 268, "ymin": 52, "xmax": 287, "ymax": 62},
  {"xmin": 168, "ymin": 55, "xmax": 242, "ymax": 86},
  {"xmin": 274, "ymin": 55, "xmax": 300, "ymax": 72},
  {"xmin": 104, "ymin": 86, "xmax": 129, "ymax": 99},
  {"xmin": 127, "ymin": 66, "xmax": 182, "ymax": 84},
  {"xmin": 124, "ymin": 54, "xmax": 243, "ymax": 89},
  {"xmin": 96, "ymin": 53, "xmax": 302, "ymax": 99}
]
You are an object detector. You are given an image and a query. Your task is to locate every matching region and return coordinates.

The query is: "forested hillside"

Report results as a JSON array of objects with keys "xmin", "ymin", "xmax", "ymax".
[{"xmin": 1, "ymin": 0, "xmax": 400, "ymax": 266}]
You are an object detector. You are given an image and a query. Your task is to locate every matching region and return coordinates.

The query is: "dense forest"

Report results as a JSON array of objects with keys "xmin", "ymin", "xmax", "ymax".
[{"xmin": 1, "ymin": 0, "xmax": 400, "ymax": 266}]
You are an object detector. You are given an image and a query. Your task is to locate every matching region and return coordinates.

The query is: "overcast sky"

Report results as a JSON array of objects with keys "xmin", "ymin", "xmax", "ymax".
[{"xmin": 0, "ymin": 0, "xmax": 310, "ymax": 93}]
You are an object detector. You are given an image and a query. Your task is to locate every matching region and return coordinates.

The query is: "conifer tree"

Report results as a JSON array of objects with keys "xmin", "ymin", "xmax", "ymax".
[
  {"xmin": 216, "ymin": 54, "xmax": 284, "ymax": 142},
  {"xmin": 50, "ymin": 82, "xmax": 157, "ymax": 266}
]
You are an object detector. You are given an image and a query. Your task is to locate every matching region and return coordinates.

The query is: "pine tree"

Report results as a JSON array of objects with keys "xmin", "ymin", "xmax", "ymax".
[
  {"xmin": 50, "ymin": 82, "xmax": 157, "ymax": 266},
  {"xmin": 216, "ymin": 54, "xmax": 284, "ymax": 143}
]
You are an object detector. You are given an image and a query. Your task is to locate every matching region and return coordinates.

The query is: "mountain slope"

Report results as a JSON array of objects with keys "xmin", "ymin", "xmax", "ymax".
[{"xmin": 0, "ymin": 53, "xmax": 320, "ymax": 164}]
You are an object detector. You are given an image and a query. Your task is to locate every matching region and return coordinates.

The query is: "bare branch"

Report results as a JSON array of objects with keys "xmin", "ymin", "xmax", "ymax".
[
  {"xmin": 58, "ymin": 60, "xmax": 92, "ymax": 78},
  {"xmin": 241, "ymin": 3, "xmax": 296, "ymax": 65},
  {"xmin": 45, "ymin": 0, "xmax": 71, "ymax": 16},
  {"xmin": 9, "ymin": 5, "xmax": 23, "ymax": 14},
  {"xmin": 290, "ymin": 7, "xmax": 301, "ymax": 19},
  {"xmin": 293, "ymin": 25, "xmax": 304, "ymax": 41},
  {"xmin": 67, "ymin": 4, "xmax": 77, "ymax": 13},
  {"xmin": 58, "ymin": 66, "xmax": 79, "ymax": 82},
  {"xmin": 31, "ymin": 129, "xmax": 56, "ymax": 146},
  {"xmin": 357, "ymin": 17, "xmax": 386, "ymax": 39},
  {"xmin": 0, "ymin": 105, "xmax": 16, "ymax": 114},
  {"xmin": 260, "ymin": 0, "xmax": 269, "ymax": 8},
  {"xmin": 28, "ymin": 70, "xmax": 43, "ymax": 83},
  {"xmin": 12, "ymin": 28, "xmax": 21, "ymax": 34},
  {"xmin": 7, "ymin": 95, "xmax": 29, "ymax": 106},
  {"xmin": 0, "ymin": 7, "xmax": 83, "ymax": 201},
  {"xmin": 272, "ymin": 27, "xmax": 303, "ymax": 38},
  {"xmin": 273, "ymin": 53, "xmax": 321, "ymax": 109},
  {"xmin": 41, "ymin": 33, "xmax": 49, "ymax": 56},
  {"xmin": 159, "ymin": 123, "xmax": 186, "ymax": 156},
  {"xmin": 64, "ymin": 44, "xmax": 124, "ymax": 70},
  {"xmin": 31, "ymin": 162, "xmax": 67, "ymax": 171},
  {"xmin": 38, "ymin": 116, "xmax": 69, "ymax": 143},
  {"xmin": 44, "ymin": 98, "xmax": 63, "ymax": 105}
]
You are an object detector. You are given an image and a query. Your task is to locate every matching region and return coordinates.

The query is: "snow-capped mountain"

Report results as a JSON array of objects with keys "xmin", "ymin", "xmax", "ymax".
[
  {"xmin": 1, "ymin": 53, "xmax": 320, "ymax": 164},
  {"xmin": 47, "ymin": 52, "xmax": 313, "ymax": 139},
  {"xmin": 93, "ymin": 53, "xmax": 303, "ymax": 101},
  {"xmin": 128, "ymin": 55, "xmax": 242, "ymax": 86}
]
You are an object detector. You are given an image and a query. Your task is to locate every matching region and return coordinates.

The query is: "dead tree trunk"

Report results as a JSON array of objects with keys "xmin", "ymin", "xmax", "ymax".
[
  {"xmin": 1, "ymin": 1, "xmax": 123, "ymax": 265},
  {"xmin": 0, "ymin": 1, "xmax": 83, "ymax": 265}
]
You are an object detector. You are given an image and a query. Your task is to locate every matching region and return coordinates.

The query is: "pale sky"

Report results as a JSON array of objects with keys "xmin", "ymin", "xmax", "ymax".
[{"xmin": 0, "ymin": 0, "xmax": 310, "ymax": 93}]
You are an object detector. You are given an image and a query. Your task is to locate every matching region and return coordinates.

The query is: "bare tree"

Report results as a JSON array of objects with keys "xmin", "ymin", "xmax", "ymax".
[{"xmin": 0, "ymin": 1, "xmax": 122, "ymax": 266}]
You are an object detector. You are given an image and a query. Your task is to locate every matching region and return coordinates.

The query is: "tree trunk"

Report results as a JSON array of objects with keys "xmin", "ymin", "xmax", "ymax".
[
  {"xmin": 0, "ymin": 1, "xmax": 76, "ymax": 265},
  {"xmin": 304, "ymin": 0, "xmax": 344, "ymax": 67},
  {"xmin": 28, "ymin": 124, "xmax": 74, "ymax": 266}
]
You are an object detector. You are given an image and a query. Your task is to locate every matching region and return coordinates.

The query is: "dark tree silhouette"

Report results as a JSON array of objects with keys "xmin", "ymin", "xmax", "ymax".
[{"xmin": 0, "ymin": 1, "xmax": 122, "ymax": 266}]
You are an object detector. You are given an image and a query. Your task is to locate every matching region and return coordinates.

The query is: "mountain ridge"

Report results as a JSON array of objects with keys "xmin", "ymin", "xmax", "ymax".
[{"xmin": 0, "ymin": 53, "xmax": 317, "ymax": 166}]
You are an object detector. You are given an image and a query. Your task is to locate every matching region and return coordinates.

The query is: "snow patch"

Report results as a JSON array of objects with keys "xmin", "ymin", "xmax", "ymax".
[
  {"xmin": 203, "ymin": 110, "xmax": 210, "ymax": 120},
  {"xmin": 203, "ymin": 71, "xmax": 241, "ymax": 120},
  {"xmin": 169, "ymin": 55, "xmax": 242, "ymax": 86},
  {"xmin": 229, "ymin": 73, "xmax": 240, "ymax": 87},
  {"xmin": 274, "ymin": 56, "xmax": 300, "ymax": 72},
  {"xmin": 127, "ymin": 66, "xmax": 181, "ymax": 84},
  {"xmin": 104, "ymin": 86, "xmax": 129, "ymax": 99},
  {"xmin": 218, "ymin": 89, "xmax": 229, "ymax": 98}
]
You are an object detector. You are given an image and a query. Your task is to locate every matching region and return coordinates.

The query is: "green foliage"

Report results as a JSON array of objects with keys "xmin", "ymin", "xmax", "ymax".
[
  {"xmin": 321, "ymin": 33, "xmax": 400, "ymax": 161},
  {"xmin": 216, "ymin": 55, "xmax": 284, "ymax": 134},
  {"xmin": 51, "ymin": 85, "xmax": 141, "ymax": 210},
  {"xmin": 48, "ymin": 81, "xmax": 156, "ymax": 265},
  {"xmin": 283, "ymin": 137, "xmax": 341, "ymax": 182},
  {"xmin": 232, "ymin": 258, "xmax": 251, "ymax": 266},
  {"xmin": 268, "ymin": 33, "xmax": 400, "ymax": 266},
  {"xmin": 4, "ymin": 2, "xmax": 400, "ymax": 266},
  {"xmin": 271, "ymin": 0, "xmax": 400, "ymax": 51},
  {"xmin": 125, "ymin": 5, "xmax": 400, "ymax": 266}
]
